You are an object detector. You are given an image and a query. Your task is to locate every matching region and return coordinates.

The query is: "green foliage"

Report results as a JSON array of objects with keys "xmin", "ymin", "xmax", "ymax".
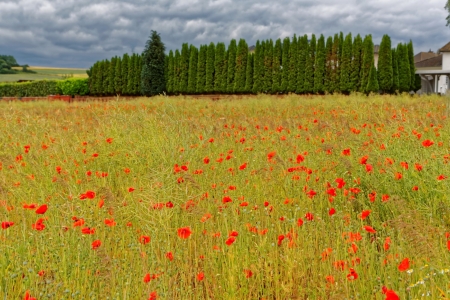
[
  {"xmin": 141, "ymin": 30, "xmax": 166, "ymax": 96},
  {"xmin": 281, "ymin": 37, "xmax": 290, "ymax": 92},
  {"xmin": 0, "ymin": 80, "xmax": 61, "ymax": 97},
  {"xmin": 114, "ymin": 56, "xmax": 122, "ymax": 95},
  {"xmin": 0, "ymin": 55, "xmax": 20, "ymax": 74},
  {"xmin": 128, "ymin": 54, "xmax": 137, "ymax": 95},
  {"xmin": 414, "ymin": 74, "xmax": 422, "ymax": 92},
  {"xmin": 253, "ymin": 40, "xmax": 263, "ymax": 94},
  {"xmin": 234, "ymin": 39, "xmax": 248, "ymax": 93},
  {"xmin": 288, "ymin": 35, "xmax": 298, "ymax": 93},
  {"xmin": 351, "ymin": 34, "xmax": 363, "ymax": 92},
  {"xmin": 173, "ymin": 50, "xmax": 181, "ymax": 94},
  {"xmin": 408, "ymin": 40, "xmax": 417, "ymax": 91},
  {"xmin": 196, "ymin": 45, "xmax": 207, "ymax": 94},
  {"xmin": 244, "ymin": 53, "xmax": 253, "ymax": 93},
  {"xmin": 366, "ymin": 65, "xmax": 379, "ymax": 94},
  {"xmin": 108, "ymin": 57, "xmax": 116, "ymax": 95},
  {"xmin": 360, "ymin": 35, "xmax": 374, "ymax": 93},
  {"xmin": 205, "ymin": 42, "xmax": 216, "ymax": 93},
  {"xmin": 214, "ymin": 42, "xmax": 227, "ymax": 93},
  {"xmin": 263, "ymin": 39, "xmax": 273, "ymax": 93},
  {"xmin": 324, "ymin": 36, "xmax": 334, "ymax": 93},
  {"xmin": 187, "ymin": 45, "xmax": 199, "ymax": 94},
  {"xmin": 121, "ymin": 54, "xmax": 129, "ymax": 94},
  {"xmin": 391, "ymin": 48, "xmax": 400, "ymax": 93},
  {"xmin": 57, "ymin": 78, "xmax": 90, "ymax": 96},
  {"xmin": 179, "ymin": 43, "xmax": 190, "ymax": 94},
  {"xmin": 313, "ymin": 34, "xmax": 326, "ymax": 94},
  {"xmin": 339, "ymin": 33, "xmax": 353, "ymax": 93},
  {"xmin": 226, "ymin": 39, "xmax": 237, "ymax": 93},
  {"xmin": 377, "ymin": 34, "xmax": 393, "ymax": 93},
  {"xmin": 272, "ymin": 38, "xmax": 282, "ymax": 93},
  {"xmin": 303, "ymin": 35, "xmax": 315, "ymax": 93},
  {"xmin": 296, "ymin": 35, "xmax": 308, "ymax": 94},
  {"xmin": 330, "ymin": 34, "xmax": 341, "ymax": 93},
  {"xmin": 397, "ymin": 43, "xmax": 411, "ymax": 93}
]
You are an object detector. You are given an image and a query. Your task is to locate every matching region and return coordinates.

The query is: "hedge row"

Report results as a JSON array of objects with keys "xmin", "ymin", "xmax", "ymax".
[{"xmin": 0, "ymin": 78, "xmax": 89, "ymax": 97}]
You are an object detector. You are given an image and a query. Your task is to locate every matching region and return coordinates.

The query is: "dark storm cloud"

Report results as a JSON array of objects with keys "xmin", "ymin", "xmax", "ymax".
[{"xmin": 0, "ymin": 0, "xmax": 448, "ymax": 68}]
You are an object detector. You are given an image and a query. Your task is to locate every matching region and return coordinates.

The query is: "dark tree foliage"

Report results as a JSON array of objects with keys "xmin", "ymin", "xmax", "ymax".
[
  {"xmin": 366, "ymin": 65, "xmax": 379, "ymax": 94},
  {"xmin": 397, "ymin": 43, "xmax": 411, "ymax": 92},
  {"xmin": 324, "ymin": 36, "xmax": 334, "ymax": 93},
  {"xmin": 114, "ymin": 56, "xmax": 122, "ymax": 94},
  {"xmin": 253, "ymin": 40, "xmax": 264, "ymax": 94},
  {"xmin": 377, "ymin": 34, "xmax": 393, "ymax": 93},
  {"xmin": 303, "ymin": 34, "xmax": 316, "ymax": 93},
  {"xmin": 173, "ymin": 50, "xmax": 181, "ymax": 94},
  {"xmin": 407, "ymin": 40, "xmax": 417, "ymax": 91},
  {"xmin": 360, "ymin": 35, "xmax": 374, "ymax": 93},
  {"xmin": 263, "ymin": 39, "xmax": 274, "ymax": 93},
  {"xmin": 136, "ymin": 54, "xmax": 143, "ymax": 95},
  {"xmin": 234, "ymin": 39, "xmax": 248, "ymax": 93},
  {"xmin": 214, "ymin": 42, "xmax": 226, "ymax": 93},
  {"xmin": 205, "ymin": 42, "xmax": 216, "ymax": 93},
  {"xmin": 187, "ymin": 45, "xmax": 198, "ymax": 94},
  {"xmin": 313, "ymin": 34, "xmax": 326, "ymax": 94},
  {"xmin": 272, "ymin": 38, "xmax": 282, "ymax": 93},
  {"xmin": 166, "ymin": 51, "xmax": 174, "ymax": 94},
  {"xmin": 350, "ymin": 34, "xmax": 363, "ymax": 92},
  {"xmin": 107, "ymin": 57, "xmax": 116, "ymax": 95},
  {"xmin": 330, "ymin": 34, "xmax": 340, "ymax": 93},
  {"xmin": 339, "ymin": 33, "xmax": 353, "ymax": 93},
  {"xmin": 121, "ymin": 53, "xmax": 129, "ymax": 94},
  {"xmin": 288, "ymin": 34, "xmax": 298, "ymax": 93},
  {"xmin": 141, "ymin": 31, "xmax": 166, "ymax": 96},
  {"xmin": 196, "ymin": 45, "xmax": 207, "ymax": 94},
  {"xmin": 178, "ymin": 43, "xmax": 190, "ymax": 94},
  {"xmin": 296, "ymin": 35, "xmax": 308, "ymax": 93},
  {"xmin": 245, "ymin": 53, "xmax": 253, "ymax": 93},
  {"xmin": 391, "ymin": 48, "xmax": 400, "ymax": 93},
  {"xmin": 226, "ymin": 39, "xmax": 237, "ymax": 93},
  {"xmin": 281, "ymin": 37, "xmax": 290, "ymax": 92}
]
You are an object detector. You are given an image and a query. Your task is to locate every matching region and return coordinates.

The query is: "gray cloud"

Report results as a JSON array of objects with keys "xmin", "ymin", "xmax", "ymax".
[{"xmin": 0, "ymin": 0, "xmax": 448, "ymax": 68}]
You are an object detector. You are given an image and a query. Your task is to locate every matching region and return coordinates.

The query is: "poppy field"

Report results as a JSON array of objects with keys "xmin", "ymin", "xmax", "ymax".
[{"xmin": 1, "ymin": 94, "xmax": 450, "ymax": 299}]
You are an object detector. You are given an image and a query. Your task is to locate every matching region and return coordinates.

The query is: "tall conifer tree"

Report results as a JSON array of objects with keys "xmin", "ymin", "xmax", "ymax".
[
  {"xmin": 166, "ymin": 51, "xmax": 174, "ymax": 94},
  {"xmin": 397, "ymin": 43, "xmax": 411, "ymax": 92},
  {"xmin": 187, "ymin": 45, "xmax": 198, "ymax": 94},
  {"xmin": 206, "ymin": 42, "xmax": 216, "ymax": 93},
  {"xmin": 245, "ymin": 53, "xmax": 253, "ymax": 93},
  {"xmin": 179, "ymin": 43, "xmax": 190, "ymax": 93},
  {"xmin": 141, "ymin": 31, "xmax": 166, "ymax": 96},
  {"xmin": 197, "ymin": 45, "xmax": 207, "ymax": 94},
  {"xmin": 264, "ymin": 39, "xmax": 273, "ymax": 93},
  {"xmin": 314, "ymin": 34, "xmax": 326, "ymax": 94},
  {"xmin": 288, "ymin": 34, "xmax": 298, "ymax": 93},
  {"xmin": 107, "ymin": 57, "xmax": 116, "ymax": 95},
  {"xmin": 339, "ymin": 33, "xmax": 353, "ymax": 93},
  {"xmin": 324, "ymin": 36, "xmax": 334, "ymax": 93},
  {"xmin": 234, "ymin": 39, "xmax": 248, "ymax": 93},
  {"xmin": 173, "ymin": 50, "xmax": 181, "ymax": 94},
  {"xmin": 377, "ymin": 34, "xmax": 393, "ymax": 93},
  {"xmin": 281, "ymin": 37, "xmax": 290, "ymax": 92},
  {"xmin": 366, "ymin": 65, "xmax": 379, "ymax": 93},
  {"xmin": 214, "ymin": 42, "xmax": 226, "ymax": 93},
  {"xmin": 350, "ymin": 34, "xmax": 363, "ymax": 92},
  {"xmin": 226, "ymin": 39, "xmax": 237, "ymax": 93},
  {"xmin": 296, "ymin": 35, "xmax": 308, "ymax": 93},
  {"xmin": 272, "ymin": 38, "xmax": 282, "ymax": 93},
  {"xmin": 407, "ymin": 40, "xmax": 417, "ymax": 91},
  {"xmin": 391, "ymin": 48, "xmax": 399, "ymax": 93},
  {"xmin": 360, "ymin": 35, "xmax": 374, "ymax": 93},
  {"xmin": 253, "ymin": 40, "xmax": 263, "ymax": 94},
  {"xmin": 115, "ymin": 56, "xmax": 122, "ymax": 95},
  {"xmin": 121, "ymin": 54, "xmax": 129, "ymax": 95},
  {"xmin": 303, "ymin": 35, "xmax": 316, "ymax": 93}
]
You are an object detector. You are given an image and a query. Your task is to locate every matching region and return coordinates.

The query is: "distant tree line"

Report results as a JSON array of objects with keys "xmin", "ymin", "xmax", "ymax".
[
  {"xmin": 87, "ymin": 32, "xmax": 421, "ymax": 96},
  {"xmin": 0, "ymin": 55, "xmax": 36, "ymax": 74}
]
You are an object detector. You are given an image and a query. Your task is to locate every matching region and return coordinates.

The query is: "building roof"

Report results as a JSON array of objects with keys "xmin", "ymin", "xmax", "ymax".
[
  {"xmin": 415, "ymin": 55, "xmax": 442, "ymax": 68},
  {"xmin": 439, "ymin": 41, "xmax": 450, "ymax": 53},
  {"xmin": 414, "ymin": 51, "xmax": 438, "ymax": 63}
]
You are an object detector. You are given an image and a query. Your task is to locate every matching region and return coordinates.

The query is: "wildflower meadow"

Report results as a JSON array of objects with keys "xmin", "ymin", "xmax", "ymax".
[{"xmin": 0, "ymin": 94, "xmax": 449, "ymax": 299}]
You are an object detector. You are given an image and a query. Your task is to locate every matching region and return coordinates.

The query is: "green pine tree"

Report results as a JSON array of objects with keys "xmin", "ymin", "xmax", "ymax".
[
  {"xmin": 187, "ymin": 45, "xmax": 198, "ymax": 94},
  {"xmin": 121, "ymin": 54, "xmax": 129, "ymax": 95},
  {"xmin": 173, "ymin": 50, "xmax": 181, "ymax": 94},
  {"xmin": 136, "ymin": 54, "xmax": 143, "ymax": 95},
  {"xmin": 296, "ymin": 35, "xmax": 308, "ymax": 93},
  {"xmin": 281, "ymin": 37, "xmax": 290, "ymax": 92},
  {"xmin": 107, "ymin": 57, "xmax": 116, "ymax": 95},
  {"xmin": 350, "ymin": 34, "xmax": 363, "ymax": 92},
  {"xmin": 253, "ymin": 40, "xmax": 264, "ymax": 94},
  {"xmin": 264, "ymin": 39, "xmax": 273, "ymax": 93},
  {"xmin": 391, "ymin": 48, "xmax": 399, "ymax": 93},
  {"xmin": 360, "ymin": 35, "xmax": 374, "ymax": 93},
  {"xmin": 303, "ymin": 35, "xmax": 316, "ymax": 93},
  {"xmin": 397, "ymin": 43, "xmax": 411, "ymax": 92},
  {"xmin": 141, "ymin": 31, "xmax": 166, "ymax": 96},
  {"xmin": 205, "ymin": 42, "xmax": 216, "ymax": 93},
  {"xmin": 408, "ymin": 40, "xmax": 417, "ymax": 91},
  {"xmin": 314, "ymin": 34, "xmax": 326, "ymax": 94},
  {"xmin": 272, "ymin": 38, "xmax": 282, "ymax": 93},
  {"xmin": 234, "ymin": 39, "xmax": 248, "ymax": 93},
  {"xmin": 330, "ymin": 34, "xmax": 340, "ymax": 93},
  {"xmin": 377, "ymin": 34, "xmax": 393, "ymax": 93},
  {"xmin": 221, "ymin": 50, "xmax": 228, "ymax": 93},
  {"xmin": 339, "ymin": 33, "xmax": 353, "ymax": 93},
  {"xmin": 179, "ymin": 43, "xmax": 190, "ymax": 94},
  {"xmin": 245, "ymin": 53, "xmax": 253, "ymax": 93},
  {"xmin": 166, "ymin": 51, "xmax": 174, "ymax": 94},
  {"xmin": 226, "ymin": 39, "xmax": 237, "ymax": 93},
  {"xmin": 214, "ymin": 42, "xmax": 226, "ymax": 93},
  {"xmin": 324, "ymin": 36, "xmax": 333, "ymax": 93},
  {"xmin": 366, "ymin": 65, "xmax": 379, "ymax": 94},
  {"xmin": 288, "ymin": 34, "xmax": 298, "ymax": 93},
  {"xmin": 196, "ymin": 44, "xmax": 207, "ymax": 94},
  {"xmin": 115, "ymin": 56, "xmax": 122, "ymax": 95}
]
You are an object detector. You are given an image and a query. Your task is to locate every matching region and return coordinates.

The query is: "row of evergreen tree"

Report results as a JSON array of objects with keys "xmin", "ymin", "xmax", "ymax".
[
  {"xmin": 89, "ymin": 53, "xmax": 142, "ymax": 96},
  {"xmin": 165, "ymin": 33, "xmax": 420, "ymax": 95}
]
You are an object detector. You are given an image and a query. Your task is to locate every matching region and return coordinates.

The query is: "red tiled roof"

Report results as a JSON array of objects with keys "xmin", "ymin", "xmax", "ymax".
[
  {"xmin": 439, "ymin": 42, "xmax": 450, "ymax": 52},
  {"xmin": 415, "ymin": 55, "xmax": 442, "ymax": 68}
]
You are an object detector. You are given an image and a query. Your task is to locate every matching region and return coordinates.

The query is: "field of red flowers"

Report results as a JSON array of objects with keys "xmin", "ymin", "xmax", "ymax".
[{"xmin": 0, "ymin": 94, "xmax": 449, "ymax": 299}]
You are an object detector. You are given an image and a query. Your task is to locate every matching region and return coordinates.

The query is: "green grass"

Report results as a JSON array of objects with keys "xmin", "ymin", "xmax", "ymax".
[{"xmin": 0, "ymin": 94, "xmax": 449, "ymax": 299}]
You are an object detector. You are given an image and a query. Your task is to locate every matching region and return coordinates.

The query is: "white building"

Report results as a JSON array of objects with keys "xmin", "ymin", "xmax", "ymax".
[{"xmin": 415, "ymin": 42, "xmax": 450, "ymax": 94}]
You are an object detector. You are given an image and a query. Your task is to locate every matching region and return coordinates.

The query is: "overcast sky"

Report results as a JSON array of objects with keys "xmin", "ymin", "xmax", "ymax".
[{"xmin": 1, "ymin": 0, "xmax": 449, "ymax": 68}]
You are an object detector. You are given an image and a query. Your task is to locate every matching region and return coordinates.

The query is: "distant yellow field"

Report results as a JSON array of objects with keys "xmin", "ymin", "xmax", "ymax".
[{"xmin": 1, "ymin": 66, "xmax": 88, "ymax": 82}]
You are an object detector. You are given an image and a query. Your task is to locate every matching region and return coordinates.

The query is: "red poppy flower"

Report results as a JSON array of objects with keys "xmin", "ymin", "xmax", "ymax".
[
  {"xmin": 104, "ymin": 218, "xmax": 116, "ymax": 227},
  {"xmin": 329, "ymin": 208, "xmax": 336, "ymax": 216},
  {"xmin": 148, "ymin": 291, "xmax": 158, "ymax": 300},
  {"xmin": 267, "ymin": 151, "xmax": 276, "ymax": 161},
  {"xmin": 244, "ymin": 269, "xmax": 253, "ymax": 278},
  {"xmin": 327, "ymin": 188, "xmax": 337, "ymax": 197},
  {"xmin": 365, "ymin": 164, "xmax": 373, "ymax": 173},
  {"xmin": 81, "ymin": 227, "xmax": 95, "ymax": 234},
  {"xmin": 143, "ymin": 273, "xmax": 151, "ymax": 283},
  {"xmin": 360, "ymin": 210, "xmax": 371, "ymax": 220},
  {"xmin": 222, "ymin": 196, "xmax": 232, "ymax": 204},
  {"xmin": 382, "ymin": 194, "xmax": 390, "ymax": 202},
  {"xmin": 106, "ymin": 137, "xmax": 113, "ymax": 143},
  {"xmin": 359, "ymin": 155, "xmax": 368, "ymax": 164},
  {"xmin": 239, "ymin": 162, "xmax": 247, "ymax": 170},
  {"xmin": 277, "ymin": 235, "xmax": 285, "ymax": 246},
  {"xmin": 139, "ymin": 235, "xmax": 151, "ymax": 244},
  {"xmin": 384, "ymin": 237, "xmax": 391, "ymax": 251},
  {"xmin": 128, "ymin": 187, "xmax": 135, "ymax": 192},
  {"xmin": 437, "ymin": 175, "xmax": 447, "ymax": 181},
  {"xmin": 305, "ymin": 212, "xmax": 314, "ymax": 221},
  {"xmin": 414, "ymin": 163, "xmax": 423, "ymax": 171},
  {"xmin": 382, "ymin": 286, "xmax": 400, "ymax": 300},
  {"xmin": 197, "ymin": 272, "xmax": 204, "ymax": 281},
  {"xmin": 335, "ymin": 178, "xmax": 346, "ymax": 189},
  {"xmin": 306, "ymin": 189, "xmax": 317, "ymax": 198},
  {"xmin": 225, "ymin": 236, "xmax": 236, "ymax": 246},
  {"xmin": 35, "ymin": 204, "xmax": 48, "ymax": 214},
  {"xmin": 422, "ymin": 139, "xmax": 434, "ymax": 147},
  {"xmin": 363, "ymin": 226, "xmax": 376, "ymax": 233},
  {"xmin": 166, "ymin": 252, "xmax": 174, "ymax": 261},
  {"xmin": 91, "ymin": 240, "xmax": 101, "ymax": 250},
  {"xmin": 412, "ymin": 186, "xmax": 419, "ymax": 191},
  {"xmin": 32, "ymin": 218, "xmax": 46, "ymax": 231},
  {"xmin": 1, "ymin": 221, "xmax": 14, "ymax": 229},
  {"xmin": 23, "ymin": 203, "xmax": 37, "ymax": 209},
  {"xmin": 24, "ymin": 290, "xmax": 37, "ymax": 300},
  {"xmin": 398, "ymin": 258, "xmax": 410, "ymax": 271},
  {"xmin": 297, "ymin": 218, "xmax": 304, "ymax": 226},
  {"xmin": 296, "ymin": 154, "xmax": 305, "ymax": 163},
  {"xmin": 342, "ymin": 148, "xmax": 351, "ymax": 156},
  {"xmin": 346, "ymin": 268, "xmax": 358, "ymax": 280},
  {"xmin": 177, "ymin": 227, "xmax": 192, "ymax": 239},
  {"xmin": 447, "ymin": 240, "xmax": 450, "ymax": 251}
]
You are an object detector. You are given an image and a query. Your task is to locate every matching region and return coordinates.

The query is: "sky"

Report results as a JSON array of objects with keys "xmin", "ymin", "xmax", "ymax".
[{"xmin": 1, "ymin": 0, "xmax": 449, "ymax": 69}]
